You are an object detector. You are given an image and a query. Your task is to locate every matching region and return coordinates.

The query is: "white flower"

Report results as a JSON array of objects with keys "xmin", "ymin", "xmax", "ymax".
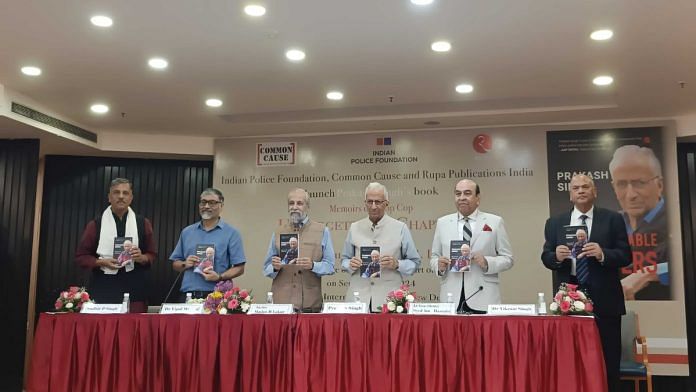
[
  {"xmin": 406, "ymin": 295, "xmax": 415, "ymax": 302},
  {"xmin": 219, "ymin": 307, "xmax": 228, "ymax": 315},
  {"xmin": 577, "ymin": 291, "xmax": 586, "ymax": 300},
  {"xmin": 387, "ymin": 302, "xmax": 396, "ymax": 311},
  {"xmin": 396, "ymin": 306, "xmax": 404, "ymax": 313},
  {"xmin": 573, "ymin": 301, "xmax": 585, "ymax": 311},
  {"xmin": 241, "ymin": 303, "xmax": 250, "ymax": 312},
  {"xmin": 549, "ymin": 302, "xmax": 559, "ymax": 312},
  {"xmin": 65, "ymin": 302, "xmax": 73, "ymax": 309}
]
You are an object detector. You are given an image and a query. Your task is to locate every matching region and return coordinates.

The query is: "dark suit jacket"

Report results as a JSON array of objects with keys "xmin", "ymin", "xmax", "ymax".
[{"xmin": 541, "ymin": 207, "xmax": 632, "ymax": 317}]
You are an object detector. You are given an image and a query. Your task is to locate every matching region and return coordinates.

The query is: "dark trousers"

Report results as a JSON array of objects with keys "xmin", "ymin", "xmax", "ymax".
[{"xmin": 595, "ymin": 314, "xmax": 622, "ymax": 392}]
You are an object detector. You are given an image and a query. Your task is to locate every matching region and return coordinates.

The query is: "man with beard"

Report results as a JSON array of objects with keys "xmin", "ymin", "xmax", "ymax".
[
  {"xmin": 170, "ymin": 188, "xmax": 246, "ymax": 301},
  {"xmin": 263, "ymin": 188, "xmax": 335, "ymax": 312}
]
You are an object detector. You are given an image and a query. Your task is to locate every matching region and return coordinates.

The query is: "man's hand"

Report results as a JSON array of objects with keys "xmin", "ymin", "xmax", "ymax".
[
  {"xmin": 438, "ymin": 257, "xmax": 451, "ymax": 273},
  {"xmin": 621, "ymin": 269, "xmax": 658, "ymax": 300},
  {"xmin": 201, "ymin": 266, "xmax": 220, "ymax": 282},
  {"xmin": 183, "ymin": 255, "xmax": 199, "ymax": 269},
  {"xmin": 555, "ymin": 245, "xmax": 570, "ymax": 262},
  {"xmin": 97, "ymin": 257, "xmax": 120, "ymax": 269},
  {"xmin": 380, "ymin": 255, "xmax": 398, "ymax": 270},
  {"xmin": 271, "ymin": 256, "xmax": 283, "ymax": 271},
  {"xmin": 578, "ymin": 242, "xmax": 603, "ymax": 260},
  {"xmin": 295, "ymin": 257, "xmax": 314, "ymax": 270},
  {"xmin": 349, "ymin": 257, "xmax": 362, "ymax": 271},
  {"xmin": 471, "ymin": 253, "xmax": 488, "ymax": 272},
  {"xmin": 130, "ymin": 246, "xmax": 147, "ymax": 264}
]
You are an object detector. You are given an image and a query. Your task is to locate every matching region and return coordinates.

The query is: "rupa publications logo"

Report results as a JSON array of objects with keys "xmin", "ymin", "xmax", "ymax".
[
  {"xmin": 376, "ymin": 137, "xmax": 392, "ymax": 146},
  {"xmin": 473, "ymin": 134, "xmax": 492, "ymax": 154}
]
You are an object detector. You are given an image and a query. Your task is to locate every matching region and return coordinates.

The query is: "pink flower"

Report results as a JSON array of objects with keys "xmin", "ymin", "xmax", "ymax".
[
  {"xmin": 585, "ymin": 303, "xmax": 594, "ymax": 312},
  {"xmin": 560, "ymin": 301, "xmax": 571, "ymax": 313},
  {"xmin": 387, "ymin": 291, "xmax": 395, "ymax": 298},
  {"xmin": 69, "ymin": 286, "xmax": 79, "ymax": 294},
  {"xmin": 81, "ymin": 292, "xmax": 90, "ymax": 301},
  {"xmin": 568, "ymin": 291, "xmax": 581, "ymax": 300},
  {"xmin": 395, "ymin": 290, "xmax": 404, "ymax": 300},
  {"xmin": 54, "ymin": 300, "xmax": 62, "ymax": 309},
  {"xmin": 566, "ymin": 283, "xmax": 578, "ymax": 291},
  {"xmin": 239, "ymin": 290, "xmax": 249, "ymax": 299},
  {"xmin": 400, "ymin": 284, "xmax": 410, "ymax": 291},
  {"xmin": 381, "ymin": 305, "xmax": 389, "ymax": 314},
  {"xmin": 554, "ymin": 292, "xmax": 563, "ymax": 302},
  {"xmin": 224, "ymin": 290, "xmax": 233, "ymax": 299},
  {"xmin": 228, "ymin": 299, "xmax": 239, "ymax": 309},
  {"xmin": 232, "ymin": 287, "xmax": 240, "ymax": 294}
]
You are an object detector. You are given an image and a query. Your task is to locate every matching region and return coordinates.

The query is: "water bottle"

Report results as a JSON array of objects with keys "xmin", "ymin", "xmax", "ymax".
[
  {"xmin": 122, "ymin": 292, "xmax": 130, "ymax": 313},
  {"xmin": 537, "ymin": 292, "xmax": 547, "ymax": 315},
  {"xmin": 353, "ymin": 291, "xmax": 360, "ymax": 303},
  {"xmin": 185, "ymin": 292, "xmax": 192, "ymax": 304},
  {"xmin": 266, "ymin": 292, "xmax": 274, "ymax": 304},
  {"xmin": 446, "ymin": 292, "xmax": 453, "ymax": 303}
]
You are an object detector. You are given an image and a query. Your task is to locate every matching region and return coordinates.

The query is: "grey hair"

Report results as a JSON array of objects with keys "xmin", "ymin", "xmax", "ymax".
[
  {"xmin": 608, "ymin": 145, "xmax": 662, "ymax": 177},
  {"xmin": 288, "ymin": 188, "xmax": 310, "ymax": 208},
  {"xmin": 364, "ymin": 182, "xmax": 389, "ymax": 201},
  {"xmin": 110, "ymin": 178, "xmax": 133, "ymax": 191},
  {"xmin": 201, "ymin": 188, "xmax": 224, "ymax": 203}
]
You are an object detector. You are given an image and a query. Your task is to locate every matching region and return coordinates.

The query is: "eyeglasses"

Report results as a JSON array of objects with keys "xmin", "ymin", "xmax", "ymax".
[
  {"xmin": 199, "ymin": 200, "xmax": 222, "ymax": 207},
  {"xmin": 365, "ymin": 199, "xmax": 387, "ymax": 206},
  {"xmin": 612, "ymin": 176, "xmax": 660, "ymax": 191}
]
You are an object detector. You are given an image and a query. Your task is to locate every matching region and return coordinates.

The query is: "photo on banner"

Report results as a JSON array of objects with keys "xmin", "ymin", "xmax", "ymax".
[{"xmin": 546, "ymin": 127, "xmax": 670, "ymax": 300}]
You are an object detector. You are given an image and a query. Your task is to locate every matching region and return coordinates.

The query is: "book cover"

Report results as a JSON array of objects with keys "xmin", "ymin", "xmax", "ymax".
[
  {"xmin": 279, "ymin": 233, "xmax": 299, "ymax": 264},
  {"xmin": 360, "ymin": 246, "xmax": 381, "ymax": 279},
  {"xmin": 194, "ymin": 244, "xmax": 215, "ymax": 275},
  {"xmin": 113, "ymin": 237, "xmax": 134, "ymax": 267},
  {"xmin": 449, "ymin": 240, "xmax": 471, "ymax": 272},
  {"xmin": 563, "ymin": 225, "xmax": 588, "ymax": 259}
]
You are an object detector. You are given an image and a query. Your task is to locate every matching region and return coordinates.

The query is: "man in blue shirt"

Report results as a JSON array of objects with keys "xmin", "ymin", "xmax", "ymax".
[{"xmin": 170, "ymin": 188, "xmax": 246, "ymax": 301}]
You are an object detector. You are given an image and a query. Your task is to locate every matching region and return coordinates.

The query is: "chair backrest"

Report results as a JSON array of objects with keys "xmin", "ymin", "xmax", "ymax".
[{"xmin": 621, "ymin": 310, "xmax": 638, "ymax": 362}]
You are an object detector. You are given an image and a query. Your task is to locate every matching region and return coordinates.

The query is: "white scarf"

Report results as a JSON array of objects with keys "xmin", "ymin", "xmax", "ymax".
[{"xmin": 97, "ymin": 206, "xmax": 139, "ymax": 274}]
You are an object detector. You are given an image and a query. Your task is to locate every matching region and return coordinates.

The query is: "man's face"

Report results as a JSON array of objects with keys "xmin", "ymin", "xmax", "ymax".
[
  {"xmin": 460, "ymin": 244, "xmax": 470, "ymax": 256},
  {"xmin": 123, "ymin": 241, "xmax": 133, "ymax": 251},
  {"xmin": 206, "ymin": 247, "xmax": 215, "ymax": 258},
  {"xmin": 576, "ymin": 230, "xmax": 587, "ymax": 242},
  {"xmin": 611, "ymin": 161, "xmax": 662, "ymax": 219},
  {"xmin": 370, "ymin": 251, "xmax": 380, "ymax": 262},
  {"xmin": 199, "ymin": 193, "xmax": 223, "ymax": 220},
  {"xmin": 365, "ymin": 188, "xmax": 388, "ymax": 222},
  {"xmin": 289, "ymin": 238, "xmax": 298, "ymax": 249},
  {"xmin": 569, "ymin": 176, "xmax": 597, "ymax": 208},
  {"xmin": 108, "ymin": 183, "xmax": 133, "ymax": 213},
  {"xmin": 454, "ymin": 180, "xmax": 480, "ymax": 216},
  {"xmin": 288, "ymin": 190, "xmax": 308, "ymax": 224}
]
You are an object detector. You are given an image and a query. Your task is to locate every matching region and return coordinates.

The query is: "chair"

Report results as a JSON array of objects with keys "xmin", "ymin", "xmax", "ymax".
[{"xmin": 620, "ymin": 311, "xmax": 653, "ymax": 392}]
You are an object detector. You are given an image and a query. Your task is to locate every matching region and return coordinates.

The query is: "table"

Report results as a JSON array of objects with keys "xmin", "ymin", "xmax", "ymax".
[{"xmin": 27, "ymin": 313, "xmax": 606, "ymax": 392}]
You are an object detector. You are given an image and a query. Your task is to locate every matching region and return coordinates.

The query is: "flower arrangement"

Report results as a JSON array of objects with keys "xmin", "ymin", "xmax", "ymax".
[
  {"xmin": 549, "ymin": 282, "xmax": 594, "ymax": 315},
  {"xmin": 54, "ymin": 286, "xmax": 91, "ymax": 312},
  {"xmin": 379, "ymin": 284, "xmax": 416, "ymax": 314},
  {"xmin": 217, "ymin": 287, "xmax": 253, "ymax": 314},
  {"xmin": 202, "ymin": 280, "xmax": 234, "ymax": 313}
]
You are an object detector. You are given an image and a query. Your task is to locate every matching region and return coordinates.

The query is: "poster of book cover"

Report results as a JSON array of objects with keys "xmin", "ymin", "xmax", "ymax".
[
  {"xmin": 113, "ymin": 237, "xmax": 133, "ymax": 267},
  {"xmin": 546, "ymin": 127, "xmax": 670, "ymax": 300},
  {"xmin": 360, "ymin": 246, "xmax": 381, "ymax": 279},
  {"xmin": 194, "ymin": 244, "xmax": 215, "ymax": 275},
  {"xmin": 279, "ymin": 234, "xmax": 299, "ymax": 264},
  {"xmin": 449, "ymin": 240, "xmax": 471, "ymax": 272}
]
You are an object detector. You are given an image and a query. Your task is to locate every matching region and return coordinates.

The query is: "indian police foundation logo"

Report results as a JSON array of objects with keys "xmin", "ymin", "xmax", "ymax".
[{"xmin": 257, "ymin": 142, "xmax": 296, "ymax": 166}]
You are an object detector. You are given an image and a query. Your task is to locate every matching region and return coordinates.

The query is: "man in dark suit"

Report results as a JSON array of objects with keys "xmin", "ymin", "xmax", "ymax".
[{"xmin": 541, "ymin": 174, "xmax": 631, "ymax": 392}]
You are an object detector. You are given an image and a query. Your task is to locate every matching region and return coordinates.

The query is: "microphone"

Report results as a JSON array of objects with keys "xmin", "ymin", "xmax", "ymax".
[
  {"xmin": 163, "ymin": 269, "xmax": 185, "ymax": 304},
  {"xmin": 457, "ymin": 286, "xmax": 484, "ymax": 315},
  {"xmin": 465, "ymin": 286, "xmax": 484, "ymax": 302}
]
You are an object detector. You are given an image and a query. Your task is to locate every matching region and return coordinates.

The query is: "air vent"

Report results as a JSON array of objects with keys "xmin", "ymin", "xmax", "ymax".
[{"xmin": 11, "ymin": 102, "xmax": 98, "ymax": 143}]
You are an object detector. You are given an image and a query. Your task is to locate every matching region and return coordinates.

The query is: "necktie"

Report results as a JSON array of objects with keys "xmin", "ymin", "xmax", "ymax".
[
  {"xmin": 458, "ymin": 217, "xmax": 472, "ymax": 312},
  {"xmin": 576, "ymin": 215, "xmax": 589, "ymax": 284},
  {"xmin": 462, "ymin": 218, "xmax": 472, "ymax": 243}
]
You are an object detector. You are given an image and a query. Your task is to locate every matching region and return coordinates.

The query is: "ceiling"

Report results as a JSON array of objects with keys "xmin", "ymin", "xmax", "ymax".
[{"xmin": 1, "ymin": 0, "xmax": 696, "ymax": 139}]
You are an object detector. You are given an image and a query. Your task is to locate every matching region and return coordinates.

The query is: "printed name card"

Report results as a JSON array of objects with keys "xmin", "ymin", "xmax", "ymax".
[
  {"xmin": 159, "ymin": 303, "xmax": 204, "ymax": 314},
  {"xmin": 247, "ymin": 304, "xmax": 295, "ymax": 314},
  {"xmin": 408, "ymin": 302, "xmax": 456, "ymax": 315},
  {"xmin": 80, "ymin": 303, "xmax": 126, "ymax": 314},
  {"xmin": 487, "ymin": 304, "xmax": 536, "ymax": 316},
  {"xmin": 321, "ymin": 302, "xmax": 369, "ymax": 314}
]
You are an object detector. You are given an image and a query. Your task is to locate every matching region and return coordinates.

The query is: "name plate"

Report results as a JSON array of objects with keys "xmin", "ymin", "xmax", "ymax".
[
  {"xmin": 80, "ymin": 303, "xmax": 125, "ymax": 314},
  {"xmin": 247, "ymin": 304, "xmax": 295, "ymax": 314},
  {"xmin": 409, "ymin": 302, "xmax": 456, "ymax": 315},
  {"xmin": 159, "ymin": 303, "xmax": 204, "ymax": 314},
  {"xmin": 321, "ymin": 302, "xmax": 368, "ymax": 314},
  {"xmin": 487, "ymin": 304, "xmax": 536, "ymax": 316}
]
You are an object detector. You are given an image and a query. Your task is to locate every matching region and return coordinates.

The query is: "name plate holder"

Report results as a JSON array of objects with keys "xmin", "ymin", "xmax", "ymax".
[
  {"xmin": 321, "ymin": 302, "xmax": 369, "ymax": 314},
  {"xmin": 487, "ymin": 304, "xmax": 536, "ymax": 316},
  {"xmin": 408, "ymin": 302, "xmax": 456, "ymax": 315},
  {"xmin": 80, "ymin": 303, "xmax": 126, "ymax": 314},
  {"xmin": 247, "ymin": 304, "xmax": 295, "ymax": 314},
  {"xmin": 159, "ymin": 303, "xmax": 204, "ymax": 314}
]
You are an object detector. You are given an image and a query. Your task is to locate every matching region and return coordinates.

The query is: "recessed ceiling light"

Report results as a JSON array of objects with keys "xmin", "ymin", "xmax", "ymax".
[
  {"xmin": 455, "ymin": 84, "xmax": 474, "ymax": 94},
  {"xmin": 326, "ymin": 91, "xmax": 344, "ymax": 101},
  {"xmin": 590, "ymin": 29, "xmax": 613, "ymax": 41},
  {"xmin": 148, "ymin": 57, "xmax": 168, "ymax": 69},
  {"xmin": 206, "ymin": 98, "xmax": 223, "ymax": 108},
  {"xmin": 285, "ymin": 49, "xmax": 306, "ymax": 62},
  {"xmin": 21, "ymin": 66, "xmax": 42, "ymax": 76},
  {"xmin": 411, "ymin": 0, "xmax": 434, "ymax": 5},
  {"xmin": 244, "ymin": 4, "xmax": 266, "ymax": 17},
  {"xmin": 431, "ymin": 41, "xmax": 451, "ymax": 52},
  {"xmin": 593, "ymin": 75, "xmax": 614, "ymax": 86},
  {"xmin": 90, "ymin": 15, "xmax": 113, "ymax": 27},
  {"xmin": 90, "ymin": 103, "xmax": 109, "ymax": 114}
]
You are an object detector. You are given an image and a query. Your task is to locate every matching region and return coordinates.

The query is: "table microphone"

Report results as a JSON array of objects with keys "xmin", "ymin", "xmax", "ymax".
[
  {"xmin": 465, "ymin": 286, "xmax": 484, "ymax": 302},
  {"xmin": 163, "ymin": 269, "xmax": 184, "ymax": 304}
]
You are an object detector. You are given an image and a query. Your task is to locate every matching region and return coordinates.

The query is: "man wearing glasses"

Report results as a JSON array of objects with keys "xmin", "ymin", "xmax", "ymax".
[
  {"xmin": 341, "ymin": 182, "xmax": 421, "ymax": 311},
  {"xmin": 609, "ymin": 145, "xmax": 669, "ymax": 300},
  {"xmin": 170, "ymin": 188, "xmax": 246, "ymax": 301}
]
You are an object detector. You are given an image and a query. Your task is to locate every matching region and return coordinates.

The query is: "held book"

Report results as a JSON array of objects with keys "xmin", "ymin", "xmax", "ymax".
[
  {"xmin": 279, "ymin": 233, "xmax": 299, "ymax": 264},
  {"xmin": 194, "ymin": 244, "xmax": 215, "ymax": 275},
  {"xmin": 449, "ymin": 240, "xmax": 471, "ymax": 272},
  {"xmin": 563, "ymin": 225, "xmax": 588, "ymax": 259},
  {"xmin": 360, "ymin": 246, "xmax": 381, "ymax": 279}
]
